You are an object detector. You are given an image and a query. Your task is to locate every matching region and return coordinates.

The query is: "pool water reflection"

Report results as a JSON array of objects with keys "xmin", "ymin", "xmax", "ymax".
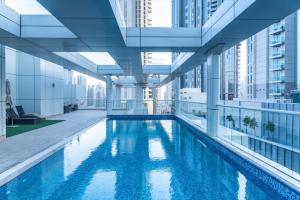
[{"xmin": 0, "ymin": 120, "xmax": 271, "ymax": 200}]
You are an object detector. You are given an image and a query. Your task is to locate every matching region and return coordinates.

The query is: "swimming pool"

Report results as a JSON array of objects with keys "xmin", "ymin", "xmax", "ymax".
[{"xmin": 0, "ymin": 119, "xmax": 298, "ymax": 200}]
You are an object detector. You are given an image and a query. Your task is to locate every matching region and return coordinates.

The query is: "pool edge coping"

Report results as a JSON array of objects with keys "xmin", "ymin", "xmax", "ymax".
[{"xmin": 0, "ymin": 118, "xmax": 107, "ymax": 187}]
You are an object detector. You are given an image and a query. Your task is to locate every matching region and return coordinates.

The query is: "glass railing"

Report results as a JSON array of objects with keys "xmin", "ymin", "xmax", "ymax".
[
  {"xmin": 269, "ymin": 75, "xmax": 285, "ymax": 82},
  {"xmin": 270, "ymin": 25, "xmax": 284, "ymax": 34},
  {"xmin": 217, "ymin": 103, "xmax": 300, "ymax": 178},
  {"xmin": 69, "ymin": 99, "xmax": 106, "ymax": 110},
  {"xmin": 271, "ymin": 51, "xmax": 284, "ymax": 58},
  {"xmin": 179, "ymin": 101, "xmax": 207, "ymax": 130},
  {"xmin": 269, "ymin": 88, "xmax": 284, "ymax": 95},
  {"xmin": 269, "ymin": 64, "xmax": 284, "ymax": 71},
  {"xmin": 110, "ymin": 100, "xmax": 174, "ymax": 115},
  {"xmin": 162, "ymin": 100, "xmax": 300, "ymax": 179}
]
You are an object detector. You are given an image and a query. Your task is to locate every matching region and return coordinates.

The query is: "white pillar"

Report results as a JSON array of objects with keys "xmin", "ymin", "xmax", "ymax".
[
  {"xmin": 0, "ymin": 45, "xmax": 5, "ymax": 140},
  {"xmin": 207, "ymin": 50, "xmax": 221, "ymax": 137},
  {"xmin": 116, "ymin": 85, "xmax": 121, "ymax": 101},
  {"xmin": 135, "ymin": 84, "xmax": 143, "ymax": 114},
  {"xmin": 152, "ymin": 87, "xmax": 157, "ymax": 114},
  {"xmin": 174, "ymin": 76, "xmax": 181, "ymax": 115},
  {"xmin": 106, "ymin": 76, "xmax": 112, "ymax": 115}
]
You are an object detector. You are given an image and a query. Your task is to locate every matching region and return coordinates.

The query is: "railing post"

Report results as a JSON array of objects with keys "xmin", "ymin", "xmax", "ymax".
[
  {"xmin": 207, "ymin": 46, "xmax": 222, "ymax": 137},
  {"xmin": 106, "ymin": 76, "xmax": 112, "ymax": 115}
]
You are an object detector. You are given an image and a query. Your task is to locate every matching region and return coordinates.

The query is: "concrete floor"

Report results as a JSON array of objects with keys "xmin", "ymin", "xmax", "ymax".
[{"xmin": 0, "ymin": 110, "xmax": 106, "ymax": 173}]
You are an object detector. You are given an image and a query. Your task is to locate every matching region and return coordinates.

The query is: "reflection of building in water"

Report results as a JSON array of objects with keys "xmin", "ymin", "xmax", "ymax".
[
  {"xmin": 87, "ymin": 85, "xmax": 95, "ymax": 106},
  {"xmin": 87, "ymin": 83, "xmax": 105, "ymax": 107},
  {"xmin": 64, "ymin": 70, "xmax": 87, "ymax": 108},
  {"xmin": 95, "ymin": 83, "xmax": 105, "ymax": 107}
]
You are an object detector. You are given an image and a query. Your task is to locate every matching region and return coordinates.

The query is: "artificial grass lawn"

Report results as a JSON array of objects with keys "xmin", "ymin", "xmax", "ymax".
[{"xmin": 6, "ymin": 120, "xmax": 64, "ymax": 138}]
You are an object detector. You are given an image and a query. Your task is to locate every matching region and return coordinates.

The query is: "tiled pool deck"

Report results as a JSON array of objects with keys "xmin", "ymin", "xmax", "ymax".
[{"xmin": 0, "ymin": 110, "xmax": 106, "ymax": 174}]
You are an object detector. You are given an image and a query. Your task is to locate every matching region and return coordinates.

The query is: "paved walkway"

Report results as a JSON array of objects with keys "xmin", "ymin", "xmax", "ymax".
[{"xmin": 0, "ymin": 110, "xmax": 106, "ymax": 173}]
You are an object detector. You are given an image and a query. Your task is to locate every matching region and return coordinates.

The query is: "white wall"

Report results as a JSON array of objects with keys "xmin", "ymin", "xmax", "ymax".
[
  {"xmin": 0, "ymin": 45, "xmax": 5, "ymax": 139},
  {"xmin": 5, "ymin": 47, "xmax": 18, "ymax": 105},
  {"xmin": 38, "ymin": 60, "xmax": 64, "ymax": 116},
  {"xmin": 5, "ymin": 47, "xmax": 64, "ymax": 117}
]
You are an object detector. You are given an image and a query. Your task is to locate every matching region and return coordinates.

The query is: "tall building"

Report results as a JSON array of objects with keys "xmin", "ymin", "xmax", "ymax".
[
  {"xmin": 118, "ymin": 0, "xmax": 152, "ymax": 27},
  {"xmin": 136, "ymin": 0, "xmax": 153, "ymax": 64},
  {"xmin": 172, "ymin": 0, "xmax": 204, "ymax": 89},
  {"xmin": 220, "ymin": 44, "xmax": 241, "ymax": 100},
  {"xmin": 207, "ymin": 0, "xmax": 224, "ymax": 19},
  {"xmin": 136, "ymin": 0, "xmax": 152, "ymax": 27},
  {"xmin": 247, "ymin": 12, "xmax": 298, "ymax": 100}
]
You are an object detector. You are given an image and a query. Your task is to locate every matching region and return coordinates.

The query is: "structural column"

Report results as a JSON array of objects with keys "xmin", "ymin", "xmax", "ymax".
[
  {"xmin": 106, "ymin": 76, "xmax": 113, "ymax": 115},
  {"xmin": 115, "ymin": 84, "xmax": 121, "ymax": 109},
  {"xmin": 173, "ymin": 76, "xmax": 181, "ymax": 115},
  {"xmin": 135, "ymin": 84, "xmax": 143, "ymax": 114},
  {"xmin": 0, "ymin": 45, "xmax": 5, "ymax": 140},
  {"xmin": 152, "ymin": 87, "xmax": 157, "ymax": 114},
  {"xmin": 115, "ymin": 85, "xmax": 121, "ymax": 101},
  {"xmin": 207, "ymin": 49, "xmax": 221, "ymax": 137}
]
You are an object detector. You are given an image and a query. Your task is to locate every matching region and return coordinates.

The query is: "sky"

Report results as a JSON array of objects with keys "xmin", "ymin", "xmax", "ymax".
[
  {"xmin": 5, "ymin": 0, "xmax": 50, "ymax": 14},
  {"xmin": 79, "ymin": 52, "xmax": 117, "ymax": 65},
  {"xmin": 150, "ymin": 0, "xmax": 172, "ymax": 27},
  {"xmin": 149, "ymin": 0, "xmax": 172, "ymax": 98}
]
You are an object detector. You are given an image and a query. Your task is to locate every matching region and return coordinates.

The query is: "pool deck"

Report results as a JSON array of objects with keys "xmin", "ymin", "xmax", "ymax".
[{"xmin": 0, "ymin": 110, "xmax": 106, "ymax": 174}]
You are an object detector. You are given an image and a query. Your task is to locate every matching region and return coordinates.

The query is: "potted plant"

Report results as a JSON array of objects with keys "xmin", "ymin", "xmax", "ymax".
[
  {"xmin": 226, "ymin": 114, "xmax": 234, "ymax": 128},
  {"xmin": 266, "ymin": 121, "xmax": 275, "ymax": 138},
  {"xmin": 243, "ymin": 116, "xmax": 251, "ymax": 134},
  {"xmin": 249, "ymin": 117, "xmax": 258, "ymax": 135}
]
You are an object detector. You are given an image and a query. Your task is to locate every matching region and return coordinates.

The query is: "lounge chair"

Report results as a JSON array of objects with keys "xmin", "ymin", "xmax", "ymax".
[
  {"xmin": 15, "ymin": 105, "xmax": 45, "ymax": 120},
  {"xmin": 64, "ymin": 105, "xmax": 71, "ymax": 113},
  {"xmin": 6, "ymin": 108, "xmax": 41, "ymax": 125},
  {"xmin": 70, "ymin": 104, "xmax": 79, "ymax": 111}
]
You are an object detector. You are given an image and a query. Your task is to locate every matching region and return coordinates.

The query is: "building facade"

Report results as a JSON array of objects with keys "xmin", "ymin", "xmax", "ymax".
[
  {"xmin": 247, "ymin": 12, "xmax": 298, "ymax": 100},
  {"xmin": 6, "ymin": 47, "xmax": 65, "ymax": 116},
  {"xmin": 220, "ymin": 44, "xmax": 241, "ymax": 100}
]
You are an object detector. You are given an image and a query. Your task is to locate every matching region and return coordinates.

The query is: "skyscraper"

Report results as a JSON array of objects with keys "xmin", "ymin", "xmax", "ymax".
[
  {"xmin": 220, "ymin": 44, "xmax": 241, "ymax": 100},
  {"xmin": 247, "ymin": 12, "xmax": 298, "ymax": 100},
  {"xmin": 172, "ymin": 0, "xmax": 204, "ymax": 89}
]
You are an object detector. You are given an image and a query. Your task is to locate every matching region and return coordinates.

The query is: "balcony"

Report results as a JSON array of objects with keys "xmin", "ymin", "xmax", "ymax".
[
  {"xmin": 269, "ymin": 76, "xmax": 285, "ymax": 83},
  {"xmin": 269, "ymin": 91, "xmax": 284, "ymax": 96},
  {"xmin": 269, "ymin": 64, "xmax": 284, "ymax": 71},
  {"xmin": 270, "ymin": 39, "xmax": 284, "ymax": 47},
  {"xmin": 269, "ymin": 25, "xmax": 284, "ymax": 35},
  {"xmin": 271, "ymin": 51, "xmax": 284, "ymax": 59}
]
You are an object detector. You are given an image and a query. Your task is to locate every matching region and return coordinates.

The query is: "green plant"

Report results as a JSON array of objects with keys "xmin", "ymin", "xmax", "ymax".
[
  {"xmin": 226, "ymin": 114, "xmax": 234, "ymax": 128},
  {"xmin": 243, "ymin": 116, "xmax": 251, "ymax": 133},
  {"xmin": 249, "ymin": 117, "xmax": 258, "ymax": 135},
  {"xmin": 266, "ymin": 121, "xmax": 275, "ymax": 135}
]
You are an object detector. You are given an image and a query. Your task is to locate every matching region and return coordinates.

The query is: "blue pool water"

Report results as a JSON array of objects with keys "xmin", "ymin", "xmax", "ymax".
[{"xmin": 0, "ymin": 120, "xmax": 273, "ymax": 200}]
